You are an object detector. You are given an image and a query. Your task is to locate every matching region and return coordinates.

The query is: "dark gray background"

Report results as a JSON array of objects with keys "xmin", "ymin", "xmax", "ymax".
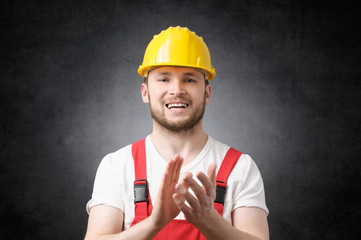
[{"xmin": 1, "ymin": 0, "xmax": 360, "ymax": 239}]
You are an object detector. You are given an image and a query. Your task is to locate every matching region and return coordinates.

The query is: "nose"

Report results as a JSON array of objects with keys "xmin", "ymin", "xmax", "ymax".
[{"xmin": 169, "ymin": 79, "xmax": 185, "ymax": 96}]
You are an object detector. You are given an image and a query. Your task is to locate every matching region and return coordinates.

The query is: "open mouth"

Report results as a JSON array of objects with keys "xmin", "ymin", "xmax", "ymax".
[{"xmin": 166, "ymin": 103, "xmax": 189, "ymax": 110}]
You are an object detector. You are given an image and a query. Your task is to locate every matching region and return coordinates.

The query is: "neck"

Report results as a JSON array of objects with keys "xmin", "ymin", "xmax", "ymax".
[{"xmin": 150, "ymin": 121, "xmax": 208, "ymax": 165}]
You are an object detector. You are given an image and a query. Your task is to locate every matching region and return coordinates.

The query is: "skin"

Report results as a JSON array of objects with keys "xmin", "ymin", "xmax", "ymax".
[{"xmin": 84, "ymin": 66, "xmax": 269, "ymax": 240}]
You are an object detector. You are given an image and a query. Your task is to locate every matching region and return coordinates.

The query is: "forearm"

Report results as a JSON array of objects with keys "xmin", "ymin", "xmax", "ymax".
[
  {"xmin": 85, "ymin": 215, "xmax": 163, "ymax": 240},
  {"xmin": 196, "ymin": 209, "xmax": 268, "ymax": 240},
  {"xmin": 86, "ymin": 157, "xmax": 184, "ymax": 240}
]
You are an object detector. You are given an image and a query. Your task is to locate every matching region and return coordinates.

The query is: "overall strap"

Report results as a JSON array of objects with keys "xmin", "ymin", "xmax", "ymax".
[
  {"xmin": 214, "ymin": 147, "xmax": 243, "ymax": 215},
  {"xmin": 132, "ymin": 138, "xmax": 152, "ymax": 222}
]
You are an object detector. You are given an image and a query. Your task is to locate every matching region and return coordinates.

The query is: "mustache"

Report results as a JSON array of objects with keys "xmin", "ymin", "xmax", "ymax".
[{"xmin": 162, "ymin": 97, "xmax": 192, "ymax": 104}]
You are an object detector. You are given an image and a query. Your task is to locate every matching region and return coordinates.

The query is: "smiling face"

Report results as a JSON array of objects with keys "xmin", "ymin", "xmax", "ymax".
[{"xmin": 141, "ymin": 66, "xmax": 211, "ymax": 133}]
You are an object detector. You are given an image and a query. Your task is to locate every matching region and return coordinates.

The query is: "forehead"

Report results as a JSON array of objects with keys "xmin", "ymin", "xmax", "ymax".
[{"xmin": 148, "ymin": 66, "xmax": 205, "ymax": 79}]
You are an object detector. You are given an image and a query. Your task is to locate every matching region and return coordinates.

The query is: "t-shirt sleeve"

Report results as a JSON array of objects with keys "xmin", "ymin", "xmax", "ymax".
[
  {"xmin": 86, "ymin": 154, "xmax": 125, "ymax": 214},
  {"xmin": 232, "ymin": 154, "xmax": 269, "ymax": 215}
]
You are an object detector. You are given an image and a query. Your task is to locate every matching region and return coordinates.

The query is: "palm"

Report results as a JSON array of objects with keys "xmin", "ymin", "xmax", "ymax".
[{"xmin": 152, "ymin": 155, "xmax": 183, "ymax": 226}]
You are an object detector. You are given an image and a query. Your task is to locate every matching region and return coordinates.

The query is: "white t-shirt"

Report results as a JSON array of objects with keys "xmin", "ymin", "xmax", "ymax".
[{"xmin": 87, "ymin": 135, "xmax": 268, "ymax": 229}]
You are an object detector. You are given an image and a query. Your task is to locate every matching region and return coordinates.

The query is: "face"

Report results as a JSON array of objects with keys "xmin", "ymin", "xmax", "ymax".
[{"xmin": 141, "ymin": 66, "xmax": 211, "ymax": 133}]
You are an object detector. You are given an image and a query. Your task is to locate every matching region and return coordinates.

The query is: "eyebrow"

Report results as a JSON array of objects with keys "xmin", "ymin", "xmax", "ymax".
[
  {"xmin": 155, "ymin": 72, "xmax": 172, "ymax": 76},
  {"xmin": 183, "ymin": 72, "xmax": 198, "ymax": 77}
]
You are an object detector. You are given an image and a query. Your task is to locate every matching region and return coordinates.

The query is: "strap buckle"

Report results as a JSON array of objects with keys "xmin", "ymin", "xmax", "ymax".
[
  {"xmin": 215, "ymin": 181, "xmax": 227, "ymax": 204},
  {"xmin": 134, "ymin": 179, "xmax": 149, "ymax": 203}
]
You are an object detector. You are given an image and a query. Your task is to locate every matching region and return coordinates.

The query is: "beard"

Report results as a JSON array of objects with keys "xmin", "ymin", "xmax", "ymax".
[{"xmin": 149, "ymin": 94, "xmax": 206, "ymax": 133}]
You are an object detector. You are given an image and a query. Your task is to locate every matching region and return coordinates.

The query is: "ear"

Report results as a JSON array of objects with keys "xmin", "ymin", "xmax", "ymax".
[
  {"xmin": 205, "ymin": 84, "xmax": 211, "ymax": 105},
  {"xmin": 141, "ymin": 83, "xmax": 149, "ymax": 103}
]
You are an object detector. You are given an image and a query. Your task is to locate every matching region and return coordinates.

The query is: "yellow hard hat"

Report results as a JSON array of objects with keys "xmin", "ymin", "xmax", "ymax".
[{"xmin": 138, "ymin": 26, "xmax": 216, "ymax": 80}]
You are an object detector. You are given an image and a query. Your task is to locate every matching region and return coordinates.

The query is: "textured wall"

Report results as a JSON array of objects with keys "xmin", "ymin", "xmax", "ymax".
[{"xmin": 1, "ymin": 0, "xmax": 360, "ymax": 239}]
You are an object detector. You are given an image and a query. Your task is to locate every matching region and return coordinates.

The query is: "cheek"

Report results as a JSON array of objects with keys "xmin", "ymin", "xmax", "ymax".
[
  {"xmin": 191, "ymin": 88, "xmax": 207, "ymax": 103},
  {"xmin": 148, "ymin": 89, "xmax": 165, "ymax": 105}
]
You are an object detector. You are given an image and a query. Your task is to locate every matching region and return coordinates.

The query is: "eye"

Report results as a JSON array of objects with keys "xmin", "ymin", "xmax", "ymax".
[
  {"xmin": 185, "ymin": 78, "xmax": 195, "ymax": 83},
  {"xmin": 159, "ymin": 78, "xmax": 168, "ymax": 83}
]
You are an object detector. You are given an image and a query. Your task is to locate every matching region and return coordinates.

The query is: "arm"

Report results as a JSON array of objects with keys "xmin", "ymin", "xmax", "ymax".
[
  {"xmin": 173, "ymin": 163, "xmax": 269, "ymax": 240},
  {"xmin": 193, "ymin": 207, "xmax": 269, "ymax": 240},
  {"xmin": 84, "ymin": 156, "xmax": 184, "ymax": 240},
  {"xmin": 84, "ymin": 205, "xmax": 163, "ymax": 240}
]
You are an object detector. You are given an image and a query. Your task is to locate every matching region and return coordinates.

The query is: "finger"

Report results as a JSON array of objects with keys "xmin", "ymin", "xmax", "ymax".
[
  {"xmin": 175, "ymin": 183, "xmax": 201, "ymax": 211},
  {"xmin": 196, "ymin": 171, "xmax": 215, "ymax": 197},
  {"xmin": 165, "ymin": 157, "xmax": 182, "ymax": 187},
  {"xmin": 174, "ymin": 156, "xmax": 183, "ymax": 183},
  {"xmin": 164, "ymin": 159, "xmax": 175, "ymax": 184},
  {"xmin": 173, "ymin": 193, "xmax": 193, "ymax": 217},
  {"xmin": 207, "ymin": 162, "xmax": 217, "ymax": 188},
  {"xmin": 180, "ymin": 172, "xmax": 191, "ymax": 190},
  {"xmin": 183, "ymin": 174, "xmax": 207, "ymax": 204},
  {"xmin": 168, "ymin": 155, "xmax": 182, "ymax": 182}
]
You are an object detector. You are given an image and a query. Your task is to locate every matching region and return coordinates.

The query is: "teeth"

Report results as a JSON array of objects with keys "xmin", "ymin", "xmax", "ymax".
[{"xmin": 167, "ymin": 103, "xmax": 188, "ymax": 109}]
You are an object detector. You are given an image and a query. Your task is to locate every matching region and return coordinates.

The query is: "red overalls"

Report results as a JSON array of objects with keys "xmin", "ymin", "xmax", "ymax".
[{"xmin": 130, "ymin": 138, "xmax": 242, "ymax": 239}]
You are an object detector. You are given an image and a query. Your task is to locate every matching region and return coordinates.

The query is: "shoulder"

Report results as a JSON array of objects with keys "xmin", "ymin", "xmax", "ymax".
[
  {"xmin": 234, "ymin": 153, "xmax": 259, "ymax": 176},
  {"xmin": 207, "ymin": 137, "xmax": 252, "ymax": 163},
  {"xmin": 208, "ymin": 136, "xmax": 259, "ymax": 175},
  {"xmin": 98, "ymin": 143, "xmax": 133, "ymax": 170},
  {"xmin": 206, "ymin": 136, "xmax": 231, "ymax": 159}
]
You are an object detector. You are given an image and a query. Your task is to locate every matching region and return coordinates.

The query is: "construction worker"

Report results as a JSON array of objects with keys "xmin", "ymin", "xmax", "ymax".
[{"xmin": 85, "ymin": 26, "xmax": 269, "ymax": 240}]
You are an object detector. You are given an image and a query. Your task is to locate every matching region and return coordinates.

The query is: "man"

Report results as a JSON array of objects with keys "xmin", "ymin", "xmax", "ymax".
[{"xmin": 85, "ymin": 26, "xmax": 269, "ymax": 240}]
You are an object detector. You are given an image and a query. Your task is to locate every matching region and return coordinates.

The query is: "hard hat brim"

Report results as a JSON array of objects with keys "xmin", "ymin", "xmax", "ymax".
[{"xmin": 138, "ymin": 64, "xmax": 216, "ymax": 81}]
